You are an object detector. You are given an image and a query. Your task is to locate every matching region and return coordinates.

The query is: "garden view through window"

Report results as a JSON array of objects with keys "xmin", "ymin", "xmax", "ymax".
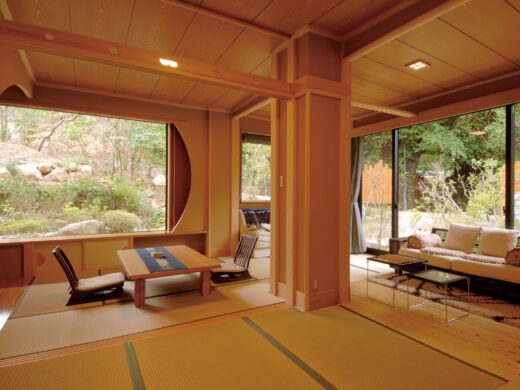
[
  {"xmin": 0, "ymin": 105, "xmax": 167, "ymax": 239},
  {"xmin": 241, "ymin": 133, "xmax": 271, "ymax": 201},
  {"xmin": 362, "ymin": 107, "xmax": 507, "ymax": 250}
]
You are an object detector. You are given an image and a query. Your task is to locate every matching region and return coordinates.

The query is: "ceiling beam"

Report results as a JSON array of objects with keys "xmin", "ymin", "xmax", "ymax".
[
  {"xmin": 0, "ymin": 20, "xmax": 293, "ymax": 99},
  {"xmin": 351, "ymin": 100, "xmax": 416, "ymax": 118},
  {"xmin": 343, "ymin": 0, "xmax": 470, "ymax": 62},
  {"xmin": 160, "ymin": 0, "xmax": 290, "ymax": 41},
  {"xmin": 232, "ymin": 97, "xmax": 270, "ymax": 119}
]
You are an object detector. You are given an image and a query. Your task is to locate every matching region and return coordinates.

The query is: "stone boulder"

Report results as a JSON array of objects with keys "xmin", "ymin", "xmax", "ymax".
[
  {"xmin": 15, "ymin": 164, "xmax": 42, "ymax": 181},
  {"xmin": 36, "ymin": 162, "xmax": 54, "ymax": 175},
  {"xmin": 44, "ymin": 168, "xmax": 68, "ymax": 182},
  {"xmin": 0, "ymin": 167, "xmax": 10, "ymax": 178},
  {"xmin": 149, "ymin": 167, "xmax": 164, "ymax": 178},
  {"xmin": 53, "ymin": 220, "xmax": 106, "ymax": 236},
  {"xmin": 66, "ymin": 163, "xmax": 79, "ymax": 173},
  {"xmin": 153, "ymin": 174, "xmax": 166, "ymax": 186},
  {"xmin": 79, "ymin": 165, "xmax": 93, "ymax": 175}
]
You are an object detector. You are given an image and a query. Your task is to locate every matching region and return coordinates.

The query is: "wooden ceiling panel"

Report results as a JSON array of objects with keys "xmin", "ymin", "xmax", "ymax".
[
  {"xmin": 174, "ymin": 14, "xmax": 243, "ymax": 64},
  {"xmin": 352, "ymin": 58, "xmax": 444, "ymax": 98},
  {"xmin": 398, "ymin": 18, "xmax": 518, "ymax": 80},
  {"xmin": 216, "ymin": 29, "xmax": 281, "ymax": 73},
  {"xmin": 210, "ymin": 90, "xmax": 251, "ymax": 111},
  {"xmin": 181, "ymin": 83, "xmax": 229, "ymax": 107},
  {"xmin": 254, "ymin": 104, "xmax": 271, "ymax": 119},
  {"xmin": 126, "ymin": 0, "xmax": 195, "ymax": 53},
  {"xmin": 352, "ymin": 107, "xmax": 372, "ymax": 119},
  {"xmin": 253, "ymin": 0, "xmax": 341, "ymax": 35},
  {"xmin": 74, "ymin": 61, "xmax": 119, "ymax": 93},
  {"xmin": 149, "ymin": 76, "xmax": 197, "ymax": 103},
  {"xmin": 441, "ymin": 0, "xmax": 520, "ymax": 66},
  {"xmin": 250, "ymin": 57, "xmax": 271, "ymax": 77},
  {"xmin": 7, "ymin": 0, "xmax": 70, "ymax": 31},
  {"xmin": 115, "ymin": 69, "xmax": 160, "ymax": 98},
  {"xmin": 201, "ymin": 0, "xmax": 273, "ymax": 22},
  {"xmin": 365, "ymin": 40, "xmax": 478, "ymax": 90},
  {"xmin": 311, "ymin": 0, "xmax": 402, "ymax": 35},
  {"xmin": 352, "ymin": 77, "xmax": 414, "ymax": 106},
  {"xmin": 27, "ymin": 53, "xmax": 74, "ymax": 86},
  {"xmin": 69, "ymin": 0, "xmax": 134, "ymax": 43}
]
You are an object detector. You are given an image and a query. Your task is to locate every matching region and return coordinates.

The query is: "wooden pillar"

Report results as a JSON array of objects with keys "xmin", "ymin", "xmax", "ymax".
[{"xmin": 271, "ymin": 32, "xmax": 350, "ymax": 311}]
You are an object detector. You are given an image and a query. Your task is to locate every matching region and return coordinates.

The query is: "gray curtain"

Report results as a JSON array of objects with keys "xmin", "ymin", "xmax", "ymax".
[{"xmin": 350, "ymin": 137, "xmax": 367, "ymax": 253}]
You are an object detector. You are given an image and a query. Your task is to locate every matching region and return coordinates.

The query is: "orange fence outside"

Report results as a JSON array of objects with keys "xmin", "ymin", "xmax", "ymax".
[{"xmin": 361, "ymin": 160, "xmax": 392, "ymax": 205}]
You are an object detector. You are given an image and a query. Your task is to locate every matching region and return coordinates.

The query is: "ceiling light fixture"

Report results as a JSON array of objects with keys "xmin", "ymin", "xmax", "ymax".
[
  {"xmin": 160, "ymin": 58, "xmax": 179, "ymax": 68},
  {"xmin": 406, "ymin": 59, "xmax": 430, "ymax": 70}
]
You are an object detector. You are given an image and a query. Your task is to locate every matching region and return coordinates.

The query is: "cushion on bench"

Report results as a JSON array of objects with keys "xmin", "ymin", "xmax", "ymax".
[{"xmin": 443, "ymin": 223, "xmax": 481, "ymax": 254}]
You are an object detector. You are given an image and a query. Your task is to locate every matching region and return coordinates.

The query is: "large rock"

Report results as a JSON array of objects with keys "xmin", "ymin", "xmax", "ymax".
[
  {"xmin": 15, "ymin": 164, "xmax": 42, "ymax": 180},
  {"xmin": 66, "ymin": 163, "xmax": 79, "ymax": 173},
  {"xmin": 54, "ymin": 220, "xmax": 106, "ymax": 236},
  {"xmin": 36, "ymin": 162, "xmax": 54, "ymax": 175},
  {"xmin": 44, "ymin": 168, "xmax": 68, "ymax": 182},
  {"xmin": 153, "ymin": 174, "xmax": 166, "ymax": 186},
  {"xmin": 149, "ymin": 167, "xmax": 164, "ymax": 178},
  {"xmin": 79, "ymin": 165, "xmax": 93, "ymax": 175},
  {"xmin": 0, "ymin": 167, "xmax": 10, "ymax": 178}
]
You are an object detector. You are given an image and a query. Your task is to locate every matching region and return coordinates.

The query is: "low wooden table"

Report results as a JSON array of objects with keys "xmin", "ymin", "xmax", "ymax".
[{"xmin": 117, "ymin": 245, "xmax": 221, "ymax": 308}]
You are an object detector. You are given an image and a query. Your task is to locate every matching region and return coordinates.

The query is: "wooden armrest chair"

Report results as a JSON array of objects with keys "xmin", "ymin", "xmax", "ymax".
[
  {"xmin": 52, "ymin": 246, "xmax": 125, "ymax": 305},
  {"xmin": 211, "ymin": 234, "xmax": 258, "ymax": 283}
]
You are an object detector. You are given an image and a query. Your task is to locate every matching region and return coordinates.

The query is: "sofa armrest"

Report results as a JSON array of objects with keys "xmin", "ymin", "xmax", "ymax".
[{"xmin": 389, "ymin": 237, "xmax": 408, "ymax": 254}]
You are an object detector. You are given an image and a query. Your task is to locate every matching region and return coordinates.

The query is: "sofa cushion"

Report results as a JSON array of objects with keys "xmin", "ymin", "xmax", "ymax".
[
  {"xmin": 477, "ymin": 228, "xmax": 518, "ymax": 258},
  {"xmin": 505, "ymin": 248, "xmax": 520, "ymax": 266},
  {"xmin": 443, "ymin": 223, "xmax": 481, "ymax": 253},
  {"xmin": 420, "ymin": 247, "xmax": 466, "ymax": 258},
  {"xmin": 408, "ymin": 233, "xmax": 442, "ymax": 249},
  {"xmin": 452, "ymin": 258, "xmax": 520, "ymax": 284},
  {"xmin": 398, "ymin": 248, "xmax": 456, "ymax": 270},
  {"xmin": 463, "ymin": 253, "xmax": 505, "ymax": 265}
]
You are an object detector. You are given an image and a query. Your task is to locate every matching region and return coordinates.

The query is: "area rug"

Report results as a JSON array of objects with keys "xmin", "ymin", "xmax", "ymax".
[
  {"xmin": 369, "ymin": 272, "xmax": 520, "ymax": 329},
  {"xmin": 10, "ymin": 257, "xmax": 270, "ymax": 319}
]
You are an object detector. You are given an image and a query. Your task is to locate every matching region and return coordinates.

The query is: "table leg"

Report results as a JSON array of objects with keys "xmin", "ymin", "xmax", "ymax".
[
  {"xmin": 201, "ymin": 271, "xmax": 210, "ymax": 296},
  {"xmin": 134, "ymin": 279, "xmax": 146, "ymax": 308}
]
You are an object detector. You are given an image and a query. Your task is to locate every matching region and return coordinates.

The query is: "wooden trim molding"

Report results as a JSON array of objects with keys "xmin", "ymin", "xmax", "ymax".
[
  {"xmin": 352, "ymin": 100, "xmax": 416, "ymax": 118},
  {"xmin": 0, "ymin": 20, "xmax": 293, "ymax": 98}
]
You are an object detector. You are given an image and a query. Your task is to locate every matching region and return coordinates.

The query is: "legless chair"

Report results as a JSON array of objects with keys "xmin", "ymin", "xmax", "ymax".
[
  {"xmin": 53, "ymin": 246, "xmax": 125, "ymax": 304},
  {"xmin": 211, "ymin": 234, "xmax": 258, "ymax": 283}
]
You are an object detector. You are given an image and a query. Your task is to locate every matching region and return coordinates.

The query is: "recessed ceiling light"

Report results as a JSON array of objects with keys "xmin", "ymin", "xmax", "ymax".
[
  {"xmin": 405, "ymin": 60, "xmax": 430, "ymax": 70},
  {"xmin": 160, "ymin": 58, "xmax": 179, "ymax": 68}
]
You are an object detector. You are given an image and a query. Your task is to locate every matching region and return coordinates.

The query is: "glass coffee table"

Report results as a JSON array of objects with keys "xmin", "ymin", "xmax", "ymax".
[
  {"xmin": 366, "ymin": 254, "xmax": 427, "ymax": 306},
  {"xmin": 406, "ymin": 269, "xmax": 470, "ymax": 324}
]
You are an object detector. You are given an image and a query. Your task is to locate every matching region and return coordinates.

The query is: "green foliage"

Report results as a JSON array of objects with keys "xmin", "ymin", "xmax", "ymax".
[
  {"xmin": 0, "ymin": 157, "xmax": 28, "ymax": 175},
  {"xmin": 241, "ymin": 142, "xmax": 271, "ymax": 200},
  {"xmin": 101, "ymin": 210, "xmax": 142, "ymax": 232},
  {"xmin": 0, "ymin": 217, "xmax": 43, "ymax": 234}
]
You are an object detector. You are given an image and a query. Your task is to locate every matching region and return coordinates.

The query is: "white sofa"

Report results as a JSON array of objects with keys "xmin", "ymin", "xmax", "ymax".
[{"xmin": 392, "ymin": 223, "xmax": 520, "ymax": 285}]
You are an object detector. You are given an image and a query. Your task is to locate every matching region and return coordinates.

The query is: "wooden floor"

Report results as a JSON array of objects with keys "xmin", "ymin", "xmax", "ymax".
[{"xmin": 347, "ymin": 279, "xmax": 520, "ymax": 389}]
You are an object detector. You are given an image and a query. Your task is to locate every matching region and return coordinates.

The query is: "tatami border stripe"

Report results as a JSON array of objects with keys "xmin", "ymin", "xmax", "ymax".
[
  {"xmin": 124, "ymin": 342, "xmax": 146, "ymax": 390},
  {"xmin": 339, "ymin": 305, "xmax": 508, "ymax": 383},
  {"xmin": 8, "ymin": 276, "xmax": 35, "ymax": 319},
  {"xmin": 242, "ymin": 317, "xmax": 337, "ymax": 390}
]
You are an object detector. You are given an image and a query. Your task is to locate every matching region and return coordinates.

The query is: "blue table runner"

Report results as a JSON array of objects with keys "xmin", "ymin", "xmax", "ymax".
[{"xmin": 135, "ymin": 247, "xmax": 187, "ymax": 273}]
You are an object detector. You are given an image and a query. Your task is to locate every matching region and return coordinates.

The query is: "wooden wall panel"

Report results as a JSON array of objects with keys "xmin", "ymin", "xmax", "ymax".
[
  {"xmin": 0, "ymin": 245, "xmax": 23, "ymax": 280},
  {"xmin": 84, "ymin": 239, "xmax": 131, "ymax": 269},
  {"xmin": 294, "ymin": 95, "xmax": 306, "ymax": 292},
  {"xmin": 35, "ymin": 242, "xmax": 82, "ymax": 274},
  {"xmin": 208, "ymin": 111, "xmax": 232, "ymax": 256}
]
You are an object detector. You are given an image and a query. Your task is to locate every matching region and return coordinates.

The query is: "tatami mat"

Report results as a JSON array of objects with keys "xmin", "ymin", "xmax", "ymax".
[
  {"xmin": 248, "ymin": 306, "xmax": 506, "ymax": 390},
  {"xmin": 0, "ymin": 344, "xmax": 133, "ymax": 390},
  {"xmin": 0, "ymin": 280, "xmax": 283, "ymax": 359},
  {"xmin": 134, "ymin": 318, "xmax": 320, "ymax": 390}
]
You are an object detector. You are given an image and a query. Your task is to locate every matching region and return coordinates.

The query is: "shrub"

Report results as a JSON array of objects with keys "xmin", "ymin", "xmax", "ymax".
[
  {"xmin": 101, "ymin": 210, "xmax": 142, "ymax": 232},
  {"xmin": 0, "ymin": 217, "xmax": 44, "ymax": 234}
]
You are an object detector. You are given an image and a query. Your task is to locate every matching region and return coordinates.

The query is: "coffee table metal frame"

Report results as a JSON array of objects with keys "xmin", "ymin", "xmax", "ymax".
[
  {"xmin": 406, "ymin": 269, "xmax": 470, "ymax": 324},
  {"xmin": 366, "ymin": 254, "xmax": 427, "ymax": 307}
]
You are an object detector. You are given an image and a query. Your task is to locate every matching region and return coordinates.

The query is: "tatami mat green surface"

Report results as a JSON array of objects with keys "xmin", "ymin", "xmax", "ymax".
[
  {"xmin": 248, "ymin": 306, "xmax": 506, "ymax": 390},
  {"xmin": 0, "ymin": 345, "xmax": 133, "ymax": 390},
  {"xmin": 133, "ymin": 318, "xmax": 321, "ymax": 390}
]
